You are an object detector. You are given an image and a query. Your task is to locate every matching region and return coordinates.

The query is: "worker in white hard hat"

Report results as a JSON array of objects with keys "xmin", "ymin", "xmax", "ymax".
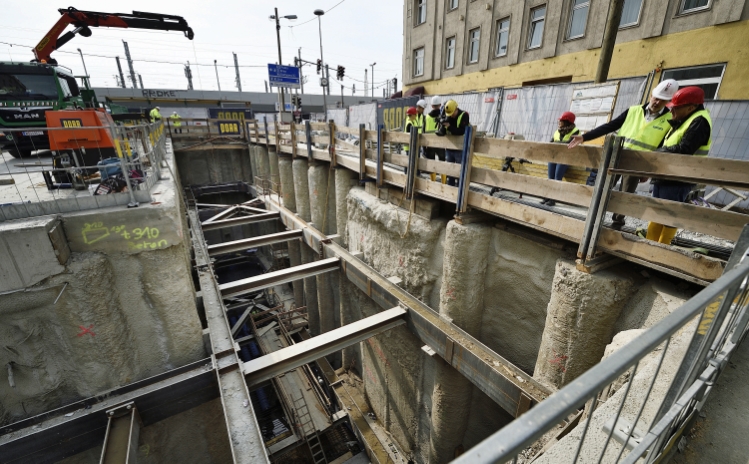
[
  {"xmin": 567, "ymin": 78, "xmax": 679, "ymax": 229},
  {"xmin": 415, "ymin": 99, "xmax": 428, "ymax": 132},
  {"xmin": 423, "ymin": 96, "xmax": 445, "ymax": 182},
  {"xmin": 149, "ymin": 106, "xmax": 162, "ymax": 123},
  {"xmin": 170, "ymin": 110, "xmax": 182, "ymax": 133}
]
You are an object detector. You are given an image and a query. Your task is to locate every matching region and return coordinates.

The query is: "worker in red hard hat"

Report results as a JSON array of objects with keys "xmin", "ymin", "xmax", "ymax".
[
  {"xmin": 542, "ymin": 112, "xmax": 579, "ymax": 206},
  {"xmin": 403, "ymin": 106, "xmax": 419, "ymax": 154},
  {"xmin": 646, "ymin": 86, "xmax": 713, "ymax": 245}
]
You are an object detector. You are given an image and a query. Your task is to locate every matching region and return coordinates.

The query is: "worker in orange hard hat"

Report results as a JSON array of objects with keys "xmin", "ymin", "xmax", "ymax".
[
  {"xmin": 646, "ymin": 86, "xmax": 713, "ymax": 245},
  {"xmin": 542, "ymin": 111, "xmax": 579, "ymax": 206}
]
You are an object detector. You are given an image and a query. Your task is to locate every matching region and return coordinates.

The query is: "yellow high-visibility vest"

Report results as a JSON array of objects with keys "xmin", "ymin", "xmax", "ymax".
[
  {"xmin": 618, "ymin": 105, "xmax": 672, "ymax": 151},
  {"xmin": 663, "ymin": 109, "xmax": 712, "ymax": 156},
  {"xmin": 552, "ymin": 127, "xmax": 580, "ymax": 143}
]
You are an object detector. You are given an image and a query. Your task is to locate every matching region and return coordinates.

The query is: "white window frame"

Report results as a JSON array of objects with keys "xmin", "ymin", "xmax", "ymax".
[
  {"xmin": 566, "ymin": 0, "xmax": 590, "ymax": 40},
  {"xmin": 495, "ymin": 18, "xmax": 510, "ymax": 57},
  {"xmin": 528, "ymin": 5, "xmax": 546, "ymax": 50},
  {"xmin": 448, "ymin": 0, "xmax": 459, "ymax": 11},
  {"xmin": 619, "ymin": 0, "xmax": 644, "ymax": 28},
  {"xmin": 445, "ymin": 36, "xmax": 456, "ymax": 69},
  {"xmin": 416, "ymin": 0, "xmax": 427, "ymax": 25},
  {"xmin": 679, "ymin": 0, "xmax": 711, "ymax": 14},
  {"xmin": 661, "ymin": 63, "xmax": 726, "ymax": 100},
  {"xmin": 414, "ymin": 48, "xmax": 425, "ymax": 77},
  {"xmin": 467, "ymin": 28, "xmax": 481, "ymax": 64}
]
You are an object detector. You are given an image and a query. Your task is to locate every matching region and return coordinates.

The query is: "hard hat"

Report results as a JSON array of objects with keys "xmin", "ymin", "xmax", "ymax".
[
  {"xmin": 416, "ymin": 99, "xmax": 427, "ymax": 109},
  {"xmin": 559, "ymin": 111, "xmax": 576, "ymax": 123},
  {"xmin": 431, "ymin": 96, "xmax": 442, "ymax": 106},
  {"xmin": 667, "ymin": 86, "xmax": 705, "ymax": 108},
  {"xmin": 444, "ymin": 100, "xmax": 458, "ymax": 115},
  {"xmin": 406, "ymin": 106, "xmax": 418, "ymax": 116},
  {"xmin": 652, "ymin": 79, "xmax": 679, "ymax": 101},
  {"xmin": 156, "ymin": 106, "xmax": 160, "ymax": 110},
  {"xmin": 173, "ymin": 111, "xmax": 178, "ymax": 114}
]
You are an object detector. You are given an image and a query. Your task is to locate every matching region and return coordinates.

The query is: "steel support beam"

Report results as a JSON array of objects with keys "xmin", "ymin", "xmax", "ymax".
[
  {"xmin": 244, "ymin": 307, "xmax": 406, "ymax": 388},
  {"xmin": 201, "ymin": 212, "xmax": 280, "ymax": 231},
  {"xmin": 255, "ymin": 187, "xmax": 554, "ymax": 417},
  {"xmin": 99, "ymin": 402, "xmax": 141, "ymax": 464},
  {"xmin": 219, "ymin": 258, "xmax": 340, "ymax": 300},
  {"xmin": 0, "ymin": 359, "xmax": 218, "ymax": 464},
  {"xmin": 189, "ymin": 206, "xmax": 270, "ymax": 464},
  {"xmin": 208, "ymin": 230, "xmax": 303, "ymax": 257}
]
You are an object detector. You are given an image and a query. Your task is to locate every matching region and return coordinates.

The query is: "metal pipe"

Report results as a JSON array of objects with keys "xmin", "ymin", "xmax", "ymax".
[
  {"xmin": 214, "ymin": 59, "xmax": 221, "ymax": 91},
  {"xmin": 274, "ymin": 8, "xmax": 286, "ymax": 118}
]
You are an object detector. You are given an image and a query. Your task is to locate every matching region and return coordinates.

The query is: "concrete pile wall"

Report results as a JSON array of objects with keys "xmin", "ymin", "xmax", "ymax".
[
  {"xmin": 0, "ymin": 174, "xmax": 204, "ymax": 427},
  {"xmin": 174, "ymin": 143, "xmax": 253, "ymax": 186}
]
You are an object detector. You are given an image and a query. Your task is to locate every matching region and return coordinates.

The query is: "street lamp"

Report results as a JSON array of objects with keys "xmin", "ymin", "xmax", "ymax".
[
  {"xmin": 77, "ymin": 48, "xmax": 89, "ymax": 87},
  {"xmin": 270, "ymin": 9, "xmax": 298, "ymax": 121},
  {"xmin": 370, "ymin": 62, "xmax": 376, "ymax": 99},
  {"xmin": 314, "ymin": 9, "xmax": 328, "ymax": 121}
]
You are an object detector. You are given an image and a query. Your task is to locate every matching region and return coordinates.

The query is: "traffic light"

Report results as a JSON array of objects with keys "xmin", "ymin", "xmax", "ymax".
[
  {"xmin": 336, "ymin": 65, "xmax": 345, "ymax": 80},
  {"xmin": 294, "ymin": 57, "xmax": 299, "ymax": 67},
  {"xmin": 316, "ymin": 59, "xmax": 322, "ymax": 74}
]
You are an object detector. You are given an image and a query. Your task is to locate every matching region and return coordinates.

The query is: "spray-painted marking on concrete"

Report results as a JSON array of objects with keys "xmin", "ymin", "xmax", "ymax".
[
  {"xmin": 77, "ymin": 324, "xmax": 95, "ymax": 337},
  {"xmin": 363, "ymin": 363, "xmax": 378, "ymax": 384},
  {"xmin": 697, "ymin": 299, "xmax": 722, "ymax": 335},
  {"xmin": 444, "ymin": 287, "xmax": 457, "ymax": 301},
  {"xmin": 366, "ymin": 338, "xmax": 390, "ymax": 366},
  {"xmin": 80, "ymin": 222, "xmax": 169, "ymax": 251},
  {"xmin": 549, "ymin": 349, "xmax": 567, "ymax": 372}
]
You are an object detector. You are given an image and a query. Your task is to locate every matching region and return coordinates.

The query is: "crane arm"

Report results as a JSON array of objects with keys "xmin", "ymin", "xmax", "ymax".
[{"xmin": 34, "ymin": 7, "xmax": 194, "ymax": 63}]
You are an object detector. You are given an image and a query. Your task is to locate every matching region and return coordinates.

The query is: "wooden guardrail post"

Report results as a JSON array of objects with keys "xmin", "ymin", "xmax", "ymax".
[
  {"xmin": 359, "ymin": 124, "xmax": 366, "ymax": 181},
  {"xmin": 290, "ymin": 122, "xmax": 297, "ymax": 157},
  {"xmin": 273, "ymin": 114, "xmax": 279, "ymax": 147},
  {"xmin": 304, "ymin": 120, "xmax": 312, "ymax": 160},
  {"xmin": 456, "ymin": 125, "xmax": 476, "ymax": 214},
  {"xmin": 329, "ymin": 120, "xmax": 337, "ymax": 168},
  {"xmin": 376, "ymin": 124, "xmax": 384, "ymax": 189},
  {"xmin": 263, "ymin": 117, "xmax": 270, "ymax": 150},
  {"xmin": 584, "ymin": 136, "xmax": 623, "ymax": 260}
]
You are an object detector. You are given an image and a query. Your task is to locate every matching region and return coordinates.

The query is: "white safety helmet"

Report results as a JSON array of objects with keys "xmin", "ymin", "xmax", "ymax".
[
  {"xmin": 430, "ymin": 96, "xmax": 442, "ymax": 106},
  {"xmin": 416, "ymin": 99, "xmax": 427, "ymax": 109},
  {"xmin": 652, "ymin": 79, "xmax": 679, "ymax": 101}
]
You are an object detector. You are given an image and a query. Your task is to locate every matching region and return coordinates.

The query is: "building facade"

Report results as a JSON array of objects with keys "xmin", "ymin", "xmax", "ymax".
[{"xmin": 403, "ymin": 0, "xmax": 749, "ymax": 99}]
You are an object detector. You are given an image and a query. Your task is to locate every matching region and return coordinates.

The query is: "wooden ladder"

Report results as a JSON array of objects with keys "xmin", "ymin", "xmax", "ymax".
[{"xmin": 294, "ymin": 390, "xmax": 327, "ymax": 464}]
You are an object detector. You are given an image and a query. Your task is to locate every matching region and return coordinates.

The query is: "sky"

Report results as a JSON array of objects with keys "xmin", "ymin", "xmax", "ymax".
[{"xmin": 0, "ymin": 1, "xmax": 404, "ymax": 96}]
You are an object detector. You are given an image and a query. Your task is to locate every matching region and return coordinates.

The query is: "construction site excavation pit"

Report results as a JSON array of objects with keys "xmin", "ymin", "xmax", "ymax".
[{"xmin": 0, "ymin": 137, "xmax": 720, "ymax": 464}]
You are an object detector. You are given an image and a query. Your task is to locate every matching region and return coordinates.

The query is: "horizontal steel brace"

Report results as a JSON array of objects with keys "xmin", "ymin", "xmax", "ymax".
[
  {"xmin": 219, "ymin": 257, "xmax": 341, "ymax": 300},
  {"xmin": 255, "ymin": 187, "xmax": 554, "ymax": 417},
  {"xmin": 201, "ymin": 211, "xmax": 280, "ymax": 231},
  {"xmin": 0, "ymin": 359, "xmax": 218, "ymax": 464},
  {"xmin": 244, "ymin": 307, "xmax": 406, "ymax": 388},
  {"xmin": 208, "ymin": 229, "xmax": 303, "ymax": 257}
]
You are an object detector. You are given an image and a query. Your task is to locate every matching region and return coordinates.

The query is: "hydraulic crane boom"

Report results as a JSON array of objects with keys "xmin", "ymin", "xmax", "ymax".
[{"xmin": 34, "ymin": 7, "xmax": 194, "ymax": 64}]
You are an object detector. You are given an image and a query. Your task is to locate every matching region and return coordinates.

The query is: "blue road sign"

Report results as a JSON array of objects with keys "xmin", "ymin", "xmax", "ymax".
[{"xmin": 268, "ymin": 64, "xmax": 300, "ymax": 89}]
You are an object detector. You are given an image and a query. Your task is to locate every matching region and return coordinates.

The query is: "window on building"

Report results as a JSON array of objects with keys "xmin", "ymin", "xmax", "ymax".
[
  {"xmin": 528, "ymin": 6, "xmax": 546, "ymax": 49},
  {"xmin": 619, "ymin": 0, "xmax": 643, "ymax": 27},
  {"xmin": 495, "ymin": 18, "xmax": 510, "ymax": 57},
  {"xmin": 416, "ymin": 0, "xmax": 427, "ymax": 25},
  {"xmin": 414, "ymin": 48, "xmax": 425, "ymax": 76},
  {"xmin": 468, "ymin": 28, "xmax": 480, "ymax": 63},
  {"xmin": 661, "ymin": 64, "xmax": 725, "ymax": 100},
  {"xmin": 567, "ymin": 0, "xmax": 589, "ymax": 39},
  {"xmin": 449, "ymin": 0, "xmax": 459, "ymax": 10},
  {"xmin": 680, "ymin": 0, "xmax": 711, "ymax": 14},
  {"xmin": 446, "ymin": 37, "xmax": 456, "ymax": 69}
]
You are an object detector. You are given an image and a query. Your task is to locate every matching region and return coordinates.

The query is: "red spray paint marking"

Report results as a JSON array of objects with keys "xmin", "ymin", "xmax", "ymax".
[
  {"xmin": 77, "ymin": 324, "xmax": 95, "ymax": 337},
  {"xmin": 549, "ymin": 349, "xmax": 567, "ymax": 372}
]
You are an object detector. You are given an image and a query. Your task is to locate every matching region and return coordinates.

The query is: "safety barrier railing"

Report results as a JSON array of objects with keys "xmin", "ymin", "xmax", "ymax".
[
  {"xmin": 248, "ymin": 119, "xmax": 749, "ymax": 284},
  {"xmin": 452, "ymin": 225, "xmax": 749, "ymax": 464},
  {"xmin": 0, "ymin": 121, "xmax": 168, "ymax": 222}
]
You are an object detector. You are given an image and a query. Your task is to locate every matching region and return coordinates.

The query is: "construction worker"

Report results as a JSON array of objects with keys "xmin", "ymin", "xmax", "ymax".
[
  {"xmin": 149, "ymin": 106, "xmax": 162, "ymax": 123},
  {"xmin": 437, "ymin": 99, "xmax": 469, "ymax": 186},
  {"xmin": 646, "ymin": 86, "xmax": 712, "ymax": 245},
  {"xmin": 543, "ymin": 112, "xmax": 579, "ymax": 206},
  {"xmin": 568, "ymin": 79, "xmax": 679, "ymax": 228},
  {"xmin": 170, "ymin": 111, "xmax": 182, "ymax": 133},
  {"xmin": 424, "ymin": 96, "xmax": 446, "ymax": 182},
  {"xmin": 415, "ymin": 99, "xmax": 428, "ymax": 132},
  {"xmin": 403, "ymin": 106, "xmax": 419, "ymax": 154}
]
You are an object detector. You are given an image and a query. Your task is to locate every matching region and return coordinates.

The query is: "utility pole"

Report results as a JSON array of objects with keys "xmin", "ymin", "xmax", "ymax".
[
  {"xmin": 76, "ymin": 48, "xmax": 89, "ymax": 79},
  {"xmin": 233, "ymin": 52, "xmax": 242, "ymax": 92},
  {"xmin": 595, "ymin": 0, "xmax": 625, "ymax": 83},
  {"xmin": 115, "ymin": 56, "xmax": 126, "ymax": 89},
  {"xmin": 298, "ymin": 48, "xmax": 305, "ymax": 94},
  {"xmin": 184, "ymin": 62, "xmax": 194, "ymax": 90},
  {"xmin": 264, "ymin": 81, "xmax": 269, "ymax": 93},
  {"xmin": 353, "ymin": 83, "xmax": 356, "ymax": 95},
  {"xmin": 123, "ymin": 41, "xmax": 138, "ymax": 89},
  {"xmin": 364, "ymin": 69, "xmax": 368, "ymax": 97},
  {"xmin": 370, "ymin": 62, "xmax": 376, "ymax": 99},
  {"xmin": 273, "ymin": 8, "xmax": 287, "ymax": 119},
  {"xmin": 314, "ymin": 9, "xmax": 328, "ymax": 121},
  {"xmin": 138, "ymin": 74, "xmax": 144, "ymax": 89},
  {"xmin": 340, "ymin": 84, "xmax": 344, "ymax": 108},
  {"xmin": 214, "ymin": 60, "xmax": 221, "ymax": 91}
]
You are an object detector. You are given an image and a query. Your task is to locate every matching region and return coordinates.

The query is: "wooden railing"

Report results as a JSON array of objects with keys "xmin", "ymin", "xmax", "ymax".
[{"xmin": 238, "ymin": 118, "xmax": 749, "ymax": 284}]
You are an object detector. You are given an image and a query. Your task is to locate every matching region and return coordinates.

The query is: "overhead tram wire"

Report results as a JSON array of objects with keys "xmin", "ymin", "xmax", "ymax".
[{"xmin": 288, "ymin": 0, "xmax": 349, "ymax": 28}]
